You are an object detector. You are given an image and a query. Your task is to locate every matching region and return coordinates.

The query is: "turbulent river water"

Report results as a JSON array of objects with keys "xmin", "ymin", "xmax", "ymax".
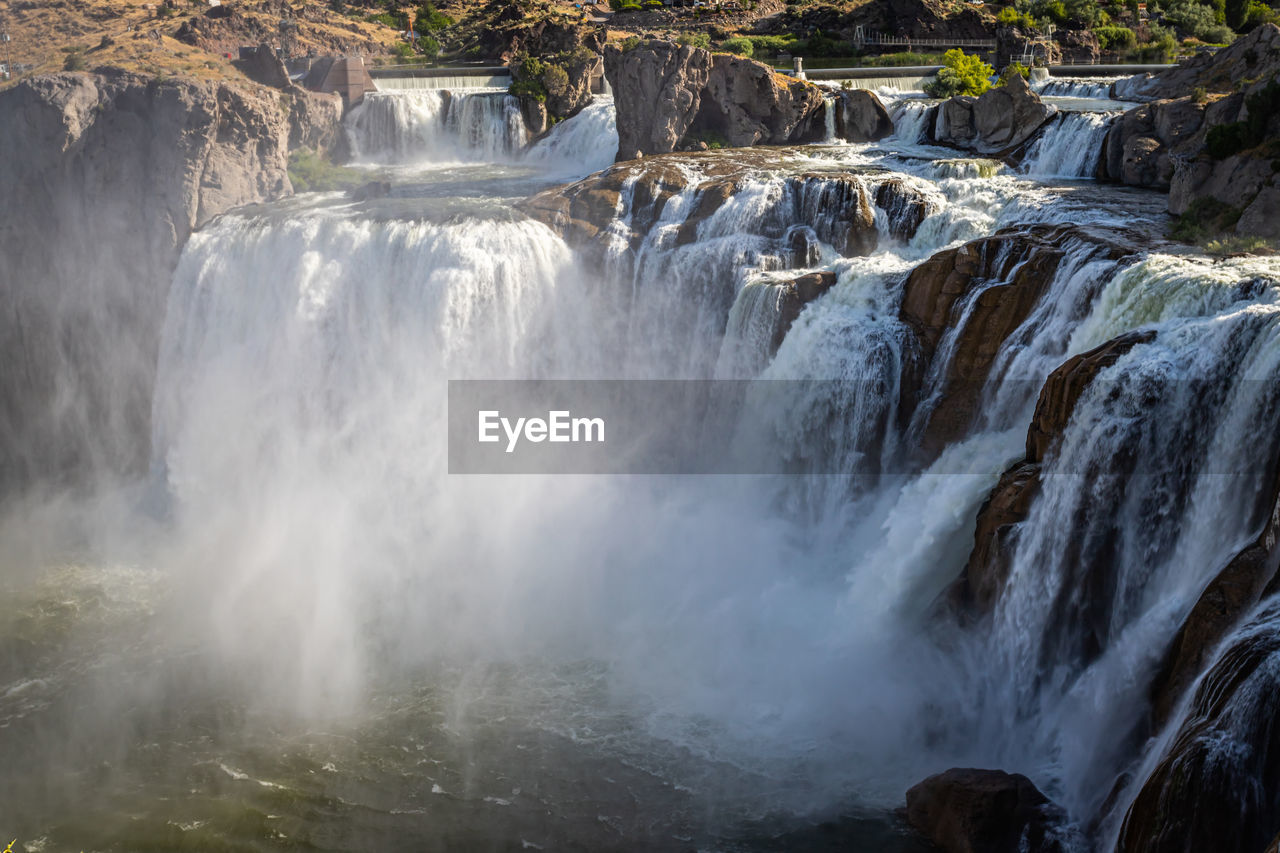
[{"xmin": 2, "ymin": 83, "xmax": 1279, "ymax": 852}]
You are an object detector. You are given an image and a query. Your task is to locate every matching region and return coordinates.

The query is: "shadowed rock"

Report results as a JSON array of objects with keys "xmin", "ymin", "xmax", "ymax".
[
  {"xmin": 905, "ymin": 768, "xmax": 1067, "ymax": 853},
  {"xmin": 931, "ymin": 75, "xmax": 1056, "ymax": 157}
]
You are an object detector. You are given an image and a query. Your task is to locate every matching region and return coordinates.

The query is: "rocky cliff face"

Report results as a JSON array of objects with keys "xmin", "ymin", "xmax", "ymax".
[
  {"xmin": 1104, "ymin": 24, "xmax": 1280, "ymax": 240},
  {"xmin": 834, "ymin": 89, "xmax": 894, "ymax": 143},
  {"xmin": 905, "ymin": 768, "xmax": 1068, "ymax": 853},
  {"xmin": 0, "ymin": 70, "xmax": 308, "ymax": 492},
  {"xmin": 604, "ymin": 41, "xmax": 826, "ymax": 160},
  {"xmin": 931, "ymin": 74, "xmax": 1056, "ymax": 158}
]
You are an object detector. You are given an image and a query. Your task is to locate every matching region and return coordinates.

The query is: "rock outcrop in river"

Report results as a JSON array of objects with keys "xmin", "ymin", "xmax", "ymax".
[
  {"xmin": 604, "ymin": 40, "xmax": 828, "ymax": 160},
  {"xmin": 0, "ymin": 70, "xmax": 326, "ymax": 491},
  {"xmin": 930, "ymin": 74, "xmax": 1056, "ymax": 158}
]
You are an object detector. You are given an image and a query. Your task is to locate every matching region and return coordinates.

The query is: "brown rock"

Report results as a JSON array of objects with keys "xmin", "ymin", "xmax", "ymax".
[
  {"xmin": 834, "ymin": 89, "xmax": 894, "ymax": 143},
  {"xmin": 905, "ymin": 768, "xmax": 1067, "ymax": 853},
  {"xmin": 1117, "ymin": 599, "xmax": 1280, "ymax": 853},
  {"xmin": 604, "ymin": 40, "xmax": 712, "ymax": 160},
  {"xmin": 605, "ymin": 40, "xmax": 827, "ymax": 160},
  {"xmin": 899, "ymin": 226, "xmax": 1141, "ymax": 454}
]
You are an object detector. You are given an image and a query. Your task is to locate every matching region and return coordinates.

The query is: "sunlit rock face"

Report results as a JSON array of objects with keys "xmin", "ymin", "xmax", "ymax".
[{"xmin": 0, "ymin": 70, "xmax": 297, "ymax": 492}]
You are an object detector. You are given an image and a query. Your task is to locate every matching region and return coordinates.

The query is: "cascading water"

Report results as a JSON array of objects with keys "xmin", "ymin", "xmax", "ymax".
[
  {"xmin": 346, "ymin": 89, "xmax": 528, "ymax": 164},
  {"xmin": 1033, "ymin": 77, "xmax": 1122, "ymax": 99},
  {"xmin": 1021, "ymin": 111, "xmax": 1115, "ymax": 178},
  {"xmin": 7, "ymin": 53, "xmax": 1280, "ymax": 853},
  {"xmin": 524, "ymin": 96, "xmax": 619, "ymax": 177}
]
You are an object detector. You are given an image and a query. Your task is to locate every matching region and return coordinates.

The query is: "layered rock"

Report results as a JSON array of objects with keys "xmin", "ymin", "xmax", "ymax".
[
  {"xmin": 898, "ymin": 226, "xmax": 1140, "ymax": 457},
  {"xmin": 604, "ymin": 40, "xmax": 826, "ymax": 160},
  {"xmin": 931, "ymin": 75, "xmax": 1056, "ymax": 158},
  {"xmin": 950, "ymin": 330, "xmax": 1156, "ymax": 614},
  {"xmin": 1146, "ymin": 438, "xmax": 1280, "ymax": 727},
  {"xmin": 520, "ymin": 151, "xmax": 934, "ymax": 267},
  {"xmin": 904, "ymin": 768, "xmax": 1068, "ymax": 853},
  {"xmin": 1116, "ymin": 598, "xmax": 1280, "ymax": 853},
  {"xmin": 775, "ymin": 271, "xmax": 838, "ymax": 352},
  {"xmin": 834, "ymin": 89, "xmax": 894, "ymax": 143},
  {"xmin": 0, "ymin": 71, "xmax": 297, "ymax": 491}
]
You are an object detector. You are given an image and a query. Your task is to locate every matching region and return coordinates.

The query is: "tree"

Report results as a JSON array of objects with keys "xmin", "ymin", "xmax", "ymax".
[{"xmin": 924, "ymin": 49, "xmax": 995, "ymax": 98}]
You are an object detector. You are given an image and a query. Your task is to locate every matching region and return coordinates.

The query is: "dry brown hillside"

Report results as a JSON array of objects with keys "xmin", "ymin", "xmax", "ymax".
[{"xmin": 0, "ymin": 0, "xmax": 402, "ymax": 84}]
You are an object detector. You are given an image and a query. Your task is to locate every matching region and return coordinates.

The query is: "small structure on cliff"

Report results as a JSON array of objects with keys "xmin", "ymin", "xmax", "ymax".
[{"xmin": 302, "ymin": 56, "xmax": 376, "ymax": 107}]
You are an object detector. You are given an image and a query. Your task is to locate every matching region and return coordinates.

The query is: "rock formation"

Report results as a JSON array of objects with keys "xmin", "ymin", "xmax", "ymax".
[
  {"xmin": 1104, "ymin": 24, "xmax": 1280, "ymax": 240},
  {"xmin": 1116, "ymin": 599, "xmax": 1280, "ymax": 853},
  {"xmin": 604, "ymin": 40, "xmax": 826, "ymax": 160},
  {"xmin": 1146, "ymin": 438, "xmax": 1280, "ymax": 727},
  {"xmin": 520, "ymin": 152, "xmax": 936, "ymax": 268},
  {"xmin": 930, "ymin": 74, "xmax": 1056, "ymax": 158},
  {"xmin": 898, "ymin": 226, "xmax": 1140, "ymax": 457},
  {"xmin": 950, "ymin": 330, "xmax": 1156, "ymax": 615},
  {"xmin": 834, "ymin": 89, "xmax": 894, "ymax": 143},
  {"xmin": 0, "ymin": 71, "xmax": 319, "ymax": 492},
  {"xmin": 905, "ymin": 768, "xmax": 1068, "ymax": 853}
]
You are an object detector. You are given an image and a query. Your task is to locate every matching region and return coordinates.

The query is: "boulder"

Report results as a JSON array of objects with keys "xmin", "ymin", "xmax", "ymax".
[
  {"xmin": 904, "ymin": 768, "xmax": 1067, "ymax": 853},
  {"xmin": 693, "ymin": 52, "xmax": 826, "ymax": 148},
  {"xmin": 232, "ymin": 43, "xmax": 289, "ymax": 89},
  {"xmin": 932, "ymin": 75, "xmax": 1056, "ymax": 157},
  {"xmin": 834, "ymin": 89, "xmax": 894, "ymax": 143},
  {"xmin": 604, "ymin": 40, "xmax": 827, "ymax": 160}
]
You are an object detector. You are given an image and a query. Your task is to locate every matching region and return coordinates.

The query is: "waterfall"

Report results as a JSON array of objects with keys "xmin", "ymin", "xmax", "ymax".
[
  {"xmin": 524, "ymin": 96, "xmax": 618, "ymax": 177},
  {"xmin": 889, "ymin": 99, "xmax": 934, "ymax": 146},
  {"xmin": 1032, "ymin": 77, "xmax": 1122, "ymax": 99},
  {"xmin": 345, "ymin": 89, "xmax": 527, "ymax": 165},
  {"xmin": 968, "ymin": 255, "xmax": 1280, "ymax": 822},
  {"xmin": 1020, "ymin": 112, "xmax": 1115, "ymax": 179},
  {"xmin": 824, "ymin": 95, "xmax": 837, "ymax": 142}
]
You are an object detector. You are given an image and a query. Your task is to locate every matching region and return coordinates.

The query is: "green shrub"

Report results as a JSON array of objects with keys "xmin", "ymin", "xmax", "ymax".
[
  {"xmin": 63, "ymin": 50, "xmax": 87, "ymax": 71},
  {"xmin": 997, "ymin": 6, "xmax": 1039, "ymax": 27},
  {"xmin": 747, "ymin": 34, "xmax": 800, "ymax": 55},
  {"xmin": 999, "ymin": 61, "xmax": 1031, "ymax": 83},
  {"xmin": 541, "ymin": 63, "xmax": 570, "ymax": 97},
  {"xmin": 719, "ymin": 36, "xmax": 755, "ymax": 57},
  {"xmin": 1095, "ymin": 25, "xmax": 1137, "ymax": 49},
  {"xmin": 1170, "ymin": 197, "xmax": 1242, "ymax": 242},
  {"xmin": 861, "ymin": 51, "xmax": 946, "ymax": 66},
  {"xmin": 1137, "ymin": 24, "xmax": 1179, "ymax": 61},
  {"xmin": 288, "ymin": 149, "xmax": 365, "ymax": 193},
  {"xmin": 418, "ymin": 35, "xmax": 440, "ymax": 61},
  {"xmin": 620, "ymin": 36, "xmax": 642, "ymax": 51},
  {"xmin": 414, "ymin": 3, "xmax": 452, "ymax": 32},
  {"xmin": 924, "ymin": 49, "xmax": 994, "ymax": 98},
  {"xmin": 1206, "ymin": 121, "xmax": 1252, "ymax": 158},
  {"xmin": 642, "ymin": 0, "xmax": 664, "ymax": 7},
  {"xmin": 677, "ymin": 32, "xmax": 712, "ymax": 48}
]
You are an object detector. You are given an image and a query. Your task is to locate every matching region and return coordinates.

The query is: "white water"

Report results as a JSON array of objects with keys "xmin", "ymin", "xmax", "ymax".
[
  {"xmin": 524, "ymin": 96, "xmax": 618, "ymax": 177},
  {"xmin": 1033, "ymin": 77, "xmax": 1120, "ymax": 98},
  {"xmin": 7, "ymin": 78, "xmax": 1280, "ymax": 852},
  {"xmin": 1021, "ymin": 111, "xmax": 1115, "ymax": 179},
  {"xmin": 346, "ymin": 89, "xmax": 528, "ymax": 164}
]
